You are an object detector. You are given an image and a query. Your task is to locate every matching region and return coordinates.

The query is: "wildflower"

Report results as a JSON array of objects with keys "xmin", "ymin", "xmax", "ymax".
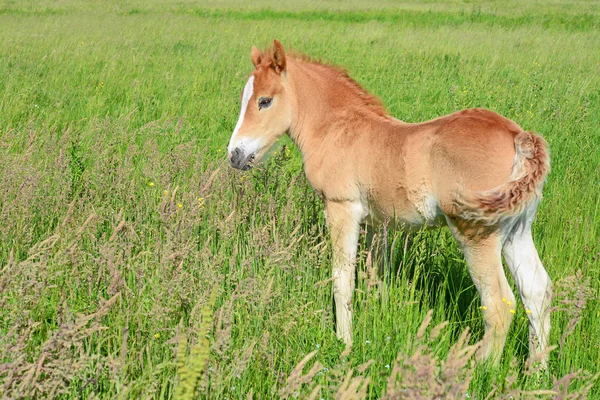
[
  {"xmin": 315, "ymin": 344, "xmax": 320, "ymax": 349},
  {"xmin": 164, "ymin": 190, "xmax": 168, "ymax": 196},
  {"xmin": 385, "ymin": 364, "xmax": 390, "ymax": 369},
  {"xmin": 526, "ymin": 309, "xmax": 532, "ymax": 315},
  {"xmin": 510, "ymin": 309, "xmax": 516, "ymax": 314},
  {"xmin": 502, "ymin": 297, "xmax": 506, "ymax": 302},
  {"xmin": 479, "ymin": 306, "xmax": 487, "ymax": 310},
  {"xmin": 386, "ymin": 336, "xmax": 391, "ymax": 341},
  {"xmin": 177, "ymin": 203, "xmax": 183, "ymax": 208},
  {"xmin": 506, "ymin": 301, "xmax": 511, "ymax": 306},
  {"xmin": 148, "ymin": 182, "xmax": 155, "ymax": 187},
  {"xmin": 154, "ymin": 333, "xmax": 160, "ymax": 339},
  {"xmin": 365, "ymin": 340, "xmax": 371, "ymax": 344}
]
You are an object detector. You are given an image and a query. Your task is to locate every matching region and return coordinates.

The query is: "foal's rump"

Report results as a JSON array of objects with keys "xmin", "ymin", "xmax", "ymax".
[
  {"xmin": 429, "ymin": 109, "xmax": 550, "ymax": 227},
  {"xmin": 454, "ymin": 130, "xmax": 549, "ymax": 226}
]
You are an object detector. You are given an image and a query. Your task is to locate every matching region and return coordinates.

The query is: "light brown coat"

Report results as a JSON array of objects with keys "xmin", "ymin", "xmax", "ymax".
[{"xmin": 227, "ymin": 40, "xmax": 551, "ymax": 364}]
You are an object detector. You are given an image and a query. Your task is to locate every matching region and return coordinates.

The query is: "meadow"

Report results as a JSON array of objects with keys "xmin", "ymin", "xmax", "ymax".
[{"xmin": 1, "ymin": 0, "xmax": 599, "ymax": 398}]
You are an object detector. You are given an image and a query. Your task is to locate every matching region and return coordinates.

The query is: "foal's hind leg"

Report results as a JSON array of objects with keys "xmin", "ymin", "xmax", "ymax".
[
  {"xmin": 447, "ymin": 219, "xmax": 516, "ymax": 363},
  {"xmin": 502, "ymin": 218, "xmax": 552, "ymax": 364},
  {"xmin": 325, "ymin": 200, "xmax": 363, "ymax": 345}
]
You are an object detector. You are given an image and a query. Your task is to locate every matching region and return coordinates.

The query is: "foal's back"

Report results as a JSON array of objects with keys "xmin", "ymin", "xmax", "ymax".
[{"xmin": 360, "ymin": 108, "xmax": 524, "ymax": 225}]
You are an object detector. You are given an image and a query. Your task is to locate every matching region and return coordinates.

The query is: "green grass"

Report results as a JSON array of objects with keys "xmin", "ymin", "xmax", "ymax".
[{"xmin": 1, "ymin": 0, "xmax": 599, "ymax": 398}]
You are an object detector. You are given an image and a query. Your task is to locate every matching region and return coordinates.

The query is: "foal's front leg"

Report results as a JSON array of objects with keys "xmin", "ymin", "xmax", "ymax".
[{"xmin": 325, "ymin": 200, "xmax": 363, "ymax": 345}]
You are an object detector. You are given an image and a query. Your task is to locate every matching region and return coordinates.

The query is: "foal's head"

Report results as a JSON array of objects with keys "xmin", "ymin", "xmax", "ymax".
[{"xmin": 227, "ymin": 40, "xmax": 293, "ymax": 170}]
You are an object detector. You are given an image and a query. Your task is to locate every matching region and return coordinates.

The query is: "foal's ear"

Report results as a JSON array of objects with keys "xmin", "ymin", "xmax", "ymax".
[
  {"xmin": 251, "ymin": 46, "xmax": 262, "ymax": 68},
  {"xmin": 272, "ymin": 39, "xmax": 287, "ymax": 74}
]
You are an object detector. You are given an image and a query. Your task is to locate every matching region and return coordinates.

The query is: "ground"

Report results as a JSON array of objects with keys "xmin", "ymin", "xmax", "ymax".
[{"xmin": 0, "ymin": 0, "xmax": 599, "ymax": 398}]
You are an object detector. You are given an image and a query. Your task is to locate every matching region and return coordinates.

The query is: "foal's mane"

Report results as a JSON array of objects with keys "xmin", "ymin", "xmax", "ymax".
[{"xmin": 289, "ymin": 52, "xmax": 390, "ymax": 118}]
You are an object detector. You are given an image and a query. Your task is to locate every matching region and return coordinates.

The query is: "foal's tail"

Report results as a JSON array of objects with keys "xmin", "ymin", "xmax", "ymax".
[{"xmin": 455, "ymin": 131, "xmax": 550, "ymax": 226}]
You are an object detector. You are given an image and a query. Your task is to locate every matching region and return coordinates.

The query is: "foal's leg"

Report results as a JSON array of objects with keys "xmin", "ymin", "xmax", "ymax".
[
  {"xmin": 502, "ymin": 221, "xmax": 552, "ymax": 363},
  {"xmin": 325, "ymin": 200, "xmax": 363, "ymax": 344},
  {"xmin": 447, "ymin": 219, "xmax": 516, "ymax": 363},
  {"xmin": 365, "ymin": 224, "xmax": 388, "ymax": 273}
]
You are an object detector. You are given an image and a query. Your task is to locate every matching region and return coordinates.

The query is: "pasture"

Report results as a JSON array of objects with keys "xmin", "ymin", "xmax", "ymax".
[{"xmin": 1, "ymin": 0, "xmax": 599, "ymax": 398}]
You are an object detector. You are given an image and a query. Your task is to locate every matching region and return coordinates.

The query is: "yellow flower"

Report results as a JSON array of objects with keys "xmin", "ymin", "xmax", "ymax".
[
  {"xmin": 479, "ymin": 306, "xmax": 487, "ymax": 311},
  {"xmin": 510, "ymin": 309, "xmax": 516, "ymax": 314},
  {"xmin": 506, "ymin": 301, "xmax": 511, "ymax": 306},
  {"xmin": 502, "ymin": 297, "xmax": 506, "ymax": 303},
  {"xmin": 154, "ymin": 333, "xmax": 160, "ymax": 339},
  {"xmin": 164, "ymin": 190, "xmax": 169, "ymax": 196},
  {"xmin": 526, "ymin": 309, "xmax": 532, "ymax": 315},
  {"xmin": 177, "ymin": 203, "xmax": 183, "ymax": 208},
  {"xmin": 148, "ymin": 182, "xmax": 155, "ymax": 187}
]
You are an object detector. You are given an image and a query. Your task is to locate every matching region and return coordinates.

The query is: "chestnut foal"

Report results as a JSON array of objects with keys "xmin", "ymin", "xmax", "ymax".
[{"xmin": 227, "ymin": 40, "xmax": 551, "ymax": 364}]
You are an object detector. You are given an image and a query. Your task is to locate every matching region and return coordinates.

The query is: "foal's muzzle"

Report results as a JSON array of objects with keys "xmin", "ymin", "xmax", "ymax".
[{"xmin": 229, "ymin": 147, "xmax": 255, "ymax": 171}]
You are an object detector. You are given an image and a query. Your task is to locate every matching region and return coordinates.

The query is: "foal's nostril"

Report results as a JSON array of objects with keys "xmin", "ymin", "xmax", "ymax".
[
  {"xmin": 229, "ymin": 147, "xmax": 244, "ymax": 168},
  {"xmin": 231, "ymin": 148, "xmax": 241, "ymax": 162}
]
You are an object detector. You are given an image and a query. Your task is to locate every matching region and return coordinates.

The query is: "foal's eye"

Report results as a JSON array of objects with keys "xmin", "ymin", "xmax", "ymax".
[{"xmin": 258, "ymin": 97, "xmax": 273, "ymax": 110}]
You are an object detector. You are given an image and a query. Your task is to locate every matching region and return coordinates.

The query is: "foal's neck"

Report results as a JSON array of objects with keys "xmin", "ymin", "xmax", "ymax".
[
  {"xmin": 287, "ymin": 60, "xmax": 337, "ymax": 153},
  {"xmin": 286, "ymin": 59, "xmax": 399, "ymax": 159}
]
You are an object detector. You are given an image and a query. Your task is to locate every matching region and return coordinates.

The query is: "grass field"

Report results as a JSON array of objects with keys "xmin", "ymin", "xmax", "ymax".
[{"xmin": 1, "ymin": 0, "xmax": 600, "ymax": 398}]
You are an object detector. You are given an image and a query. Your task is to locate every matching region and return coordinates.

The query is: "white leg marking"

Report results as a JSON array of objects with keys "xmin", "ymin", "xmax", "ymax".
[
  {"xmin": 503, "ymin": 220, "xmax": 551, "ymax": 362},
  {"xmin": 328, "ymin": 200, "xmax": 365, "ymax": 345},
  {"xmin": 228, "ymin": 75, "xmax": 254, "ymax": 153}
]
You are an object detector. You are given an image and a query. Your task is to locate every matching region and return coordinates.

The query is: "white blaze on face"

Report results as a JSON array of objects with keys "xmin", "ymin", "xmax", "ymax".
[{"xmin": 228, "ymin": 75, "xmax": 258, "ymax": 154}]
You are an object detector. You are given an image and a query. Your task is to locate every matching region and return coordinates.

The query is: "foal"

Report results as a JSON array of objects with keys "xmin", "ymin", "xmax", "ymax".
[{"xmin": 227, "ymin": 40, "xmax": 551, "ymax": 364}]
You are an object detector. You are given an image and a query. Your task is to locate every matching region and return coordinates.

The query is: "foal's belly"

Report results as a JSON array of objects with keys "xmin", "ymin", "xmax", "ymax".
[{"xmin": 365, "ymin": 190, "xmax": 446, "ymax": 229}]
